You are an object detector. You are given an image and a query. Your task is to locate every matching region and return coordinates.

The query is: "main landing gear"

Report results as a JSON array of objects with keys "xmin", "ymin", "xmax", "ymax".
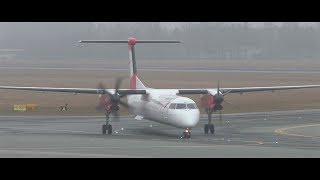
[
  {"xmin": 204, "ymin": 110, "xmax": 214, "ymax": 134},
  {"xmin": 102, "ymin": 111, "xmax": 112, "ymax": 135},
  {"xmin": 181, "ymin": 128, "xmax": 191, "ymax": 139}
]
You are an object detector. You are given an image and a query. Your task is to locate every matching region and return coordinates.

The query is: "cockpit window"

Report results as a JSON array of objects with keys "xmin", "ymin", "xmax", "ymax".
[
  {"xmin": 176, "ymin": 103, "xmax": 187, "ymax": 109},
  {"xmin": 169, "ymin": 103, "xmax": 176, "ymax": 109},
  {"xmin": 170, "ymin": 103, "xmax": 198, "ymax": 109},
  {"xmin": 187, "ymin": 103, "xmax": 198, "ymax": 109}
]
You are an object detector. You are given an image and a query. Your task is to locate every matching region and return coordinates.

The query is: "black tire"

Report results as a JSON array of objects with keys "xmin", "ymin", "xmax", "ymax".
[
  {"xmin": 181, "ymin": 132, "xmax": 191, "ymax": 139},
  {"xmin": 209, "ymin": 124, "xmax": 215, "ymax": 134},
  {"xmin": 107, "ymin": 124, "xmax": 112, "ymax": 134},
  {"xmin": 186, "ymin": 132, "xmax": 191, "ymax": 139},
  {"xmin": 204, "ymin": 124, "xmax": 209, "ymax": 134},
  {"xmin": 102, "ymin": 124, "xmax": 107, "ymax": 134}
]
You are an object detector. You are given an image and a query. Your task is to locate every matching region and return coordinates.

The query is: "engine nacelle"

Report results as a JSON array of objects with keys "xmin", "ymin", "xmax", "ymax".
[
  {"xmin": 200, "ymin": 94, "xmax": 214, "ymax": 109},
  {"xmin": 110, "ymin": 104, "xmax": 120, "ymax": 112},
  {"xmin": 213, "ymin": 104, "xmax": 223, "ymax": 111},
  {"xmin": 98, "ymin": 95, "xmax": 110, "ymax": 108},
  {"xmin": 200, "ymin": 94, "xmax": 223, "ymax": 111}
]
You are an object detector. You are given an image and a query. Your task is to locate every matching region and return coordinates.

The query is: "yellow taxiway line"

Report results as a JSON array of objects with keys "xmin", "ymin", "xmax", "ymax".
[{"xmin": 275, "ymin": 124, "xmax": 320, "ymax": 138}]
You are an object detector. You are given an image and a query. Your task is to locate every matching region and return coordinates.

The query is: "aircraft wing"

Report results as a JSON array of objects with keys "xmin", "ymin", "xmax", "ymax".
[
  {"xmin": 177, "ymin": 85, "xmax": 320, "ymax": 95},
  {"xmin": 0, "ymin": 84, "xmax": 319, "ymax": 95},
  {"xmin": 219, "ymin": 85, "xmax": 320, "ymax": 94},
  {"xmin": 0, "ymin": 86, "xmax": 147, "ymax": 95}
]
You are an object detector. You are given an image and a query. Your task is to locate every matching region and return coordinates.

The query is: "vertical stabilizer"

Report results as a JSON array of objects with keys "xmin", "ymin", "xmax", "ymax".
[
  {"xmin": 128, "ymin": 37, "xmax": 147, "ymax": 89},
  {"xmin": 79, "ymin": 38, "xmax": 181, "ymax": 89}
]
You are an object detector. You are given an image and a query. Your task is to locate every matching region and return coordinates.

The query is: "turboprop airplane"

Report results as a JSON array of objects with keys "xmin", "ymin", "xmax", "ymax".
[{"xmin": 0, "ymin": 37, "xmax": 320, "ymax": 139}]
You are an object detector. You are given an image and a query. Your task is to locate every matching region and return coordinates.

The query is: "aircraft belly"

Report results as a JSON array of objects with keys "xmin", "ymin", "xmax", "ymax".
[{"xmin": 144, "ymin": 108, "xmax": 184, "ymax": 128}]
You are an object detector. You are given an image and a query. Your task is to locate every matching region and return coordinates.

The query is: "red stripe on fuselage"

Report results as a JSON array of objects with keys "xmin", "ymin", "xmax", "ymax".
[{"xmin": 131, "ymin": 74, "xmax": 137, "ymax": 89}]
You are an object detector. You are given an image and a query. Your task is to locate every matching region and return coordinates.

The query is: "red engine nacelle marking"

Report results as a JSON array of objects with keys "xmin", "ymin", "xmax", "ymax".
[
  {"xmin": 200, "ymin": 94, "xmax": 223, "ymax": 111},
  {"xmin": 98, "ymin": 95, "xmax": 110, "ymax": 108},
  {"xmin": 200, "ymin": 94, "xmax": 215, "ymax": 109}
]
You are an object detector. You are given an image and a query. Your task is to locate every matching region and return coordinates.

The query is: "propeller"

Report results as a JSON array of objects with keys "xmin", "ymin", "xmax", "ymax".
[
  {"xmin": 213, "ymin": 81, "xmax": 224, "ymax": 121},
  {"xmin": 213, "ymin": 80, "xmax": 224, "ymax": 105},
  {"xmin": 212, "ymin": 81, "xmax": 239, "ymax": 121},
  {"xmin": 224, "ymin": 99, "xmax": 240, "ymax": 110},
  {"xmin": 96, "ymin": 78, "xmax": 130, "ymax": 122},
  {"xmin": 96, "ymin": 82, "xmax": 108, "ymax": 111}
]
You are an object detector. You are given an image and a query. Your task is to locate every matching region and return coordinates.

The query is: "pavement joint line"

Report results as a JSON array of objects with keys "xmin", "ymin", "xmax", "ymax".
[{"xmin": 1, "ymin": 108, "xmax": 320, "ymax": 119}]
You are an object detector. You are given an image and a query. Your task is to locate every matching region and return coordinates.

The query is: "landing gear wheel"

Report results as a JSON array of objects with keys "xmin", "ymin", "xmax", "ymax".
[
  {"xmin": 204, "ymin": 124, "xmax": 209, "ymax": 134},
  {"xmin": 186, "ymin": 132, "xmax": 191, "ymax": 139},
  {"xmin": 209, "ymin": 124, "xmax": 215, "ymax": 134},
  {"xmin": 107, "ymin": 124, "xmax": 112, "ymax": 134},
  {"xmin": 102, "ymin": 124, "xmax": 107, "ymax": 135},
  {"xmin": 181, "ymin": 131, "xmax": 191, "ymax": 139}
]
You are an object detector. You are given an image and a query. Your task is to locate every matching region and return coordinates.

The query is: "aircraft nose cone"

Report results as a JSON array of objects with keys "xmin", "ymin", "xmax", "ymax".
[{"xmin": 181, "ymin": 109, "xmax": 200, "ymax": 128}]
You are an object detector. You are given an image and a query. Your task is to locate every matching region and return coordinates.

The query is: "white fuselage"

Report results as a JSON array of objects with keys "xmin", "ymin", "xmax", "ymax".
[{"xmin": 127, "ymin": 89, "xmax": 200, "ymax": 129}]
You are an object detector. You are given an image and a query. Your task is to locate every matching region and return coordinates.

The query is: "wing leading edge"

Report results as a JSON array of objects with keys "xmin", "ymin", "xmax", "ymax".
[
  {"xmin": 0, "ymin": 86, "xmax": 146, "ymax": 95},
  {"xmin": 0, "ymin": 84, "xmax": 319, "ymax": 95},
  {"xmin": 177, "ymin": 85, "xmax": 320, "ymax": 95}
]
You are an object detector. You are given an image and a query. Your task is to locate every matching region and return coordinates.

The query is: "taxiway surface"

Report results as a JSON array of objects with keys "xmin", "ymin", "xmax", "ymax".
[{"xmin": 1, "ymin": 109, "xmax": 320, "ymax": 157}]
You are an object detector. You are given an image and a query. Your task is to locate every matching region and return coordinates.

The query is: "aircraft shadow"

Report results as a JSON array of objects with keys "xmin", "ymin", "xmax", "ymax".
[{"xmin": 131, "ymin": 127, "xmax": 179, "ymax": 138}]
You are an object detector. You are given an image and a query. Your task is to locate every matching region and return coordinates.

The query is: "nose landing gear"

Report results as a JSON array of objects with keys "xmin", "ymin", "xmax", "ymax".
[{"xmin": 181, "ymin": 128, "xmax": 191, "ymax": 139}]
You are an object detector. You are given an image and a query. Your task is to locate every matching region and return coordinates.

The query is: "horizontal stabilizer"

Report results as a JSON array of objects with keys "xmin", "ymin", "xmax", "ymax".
[{"xmin": 79, "ymin": 40, "xmax": 181, "ymax": 43}]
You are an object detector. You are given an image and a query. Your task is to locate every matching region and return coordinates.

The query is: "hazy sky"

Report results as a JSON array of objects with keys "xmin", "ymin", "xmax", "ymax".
[
  {"xmin": 1, "ymin": 22, "xmax": 319, "ymax": 61},
  {"xmin": 93, "ymin": 22, "xmax": 319, "ymax": 30}
]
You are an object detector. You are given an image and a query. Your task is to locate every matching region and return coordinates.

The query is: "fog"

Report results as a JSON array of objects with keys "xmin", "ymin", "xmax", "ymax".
[{"xmin": 1, "ymin": 22, "xmax": 320, "ymax": 61}]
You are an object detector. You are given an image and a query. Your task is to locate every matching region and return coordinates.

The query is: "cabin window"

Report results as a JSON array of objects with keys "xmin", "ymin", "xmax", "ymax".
[
  {"xmin": 169, "ymin": 103, "xmax": 176, "ymax": 109},
  {"xmin": 187, "ymin": 103, "xmax": 198, "ymax": 109},
  {"xmin": 176, "ymin": 103, "xmax": 187, "ymax": 109}
]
